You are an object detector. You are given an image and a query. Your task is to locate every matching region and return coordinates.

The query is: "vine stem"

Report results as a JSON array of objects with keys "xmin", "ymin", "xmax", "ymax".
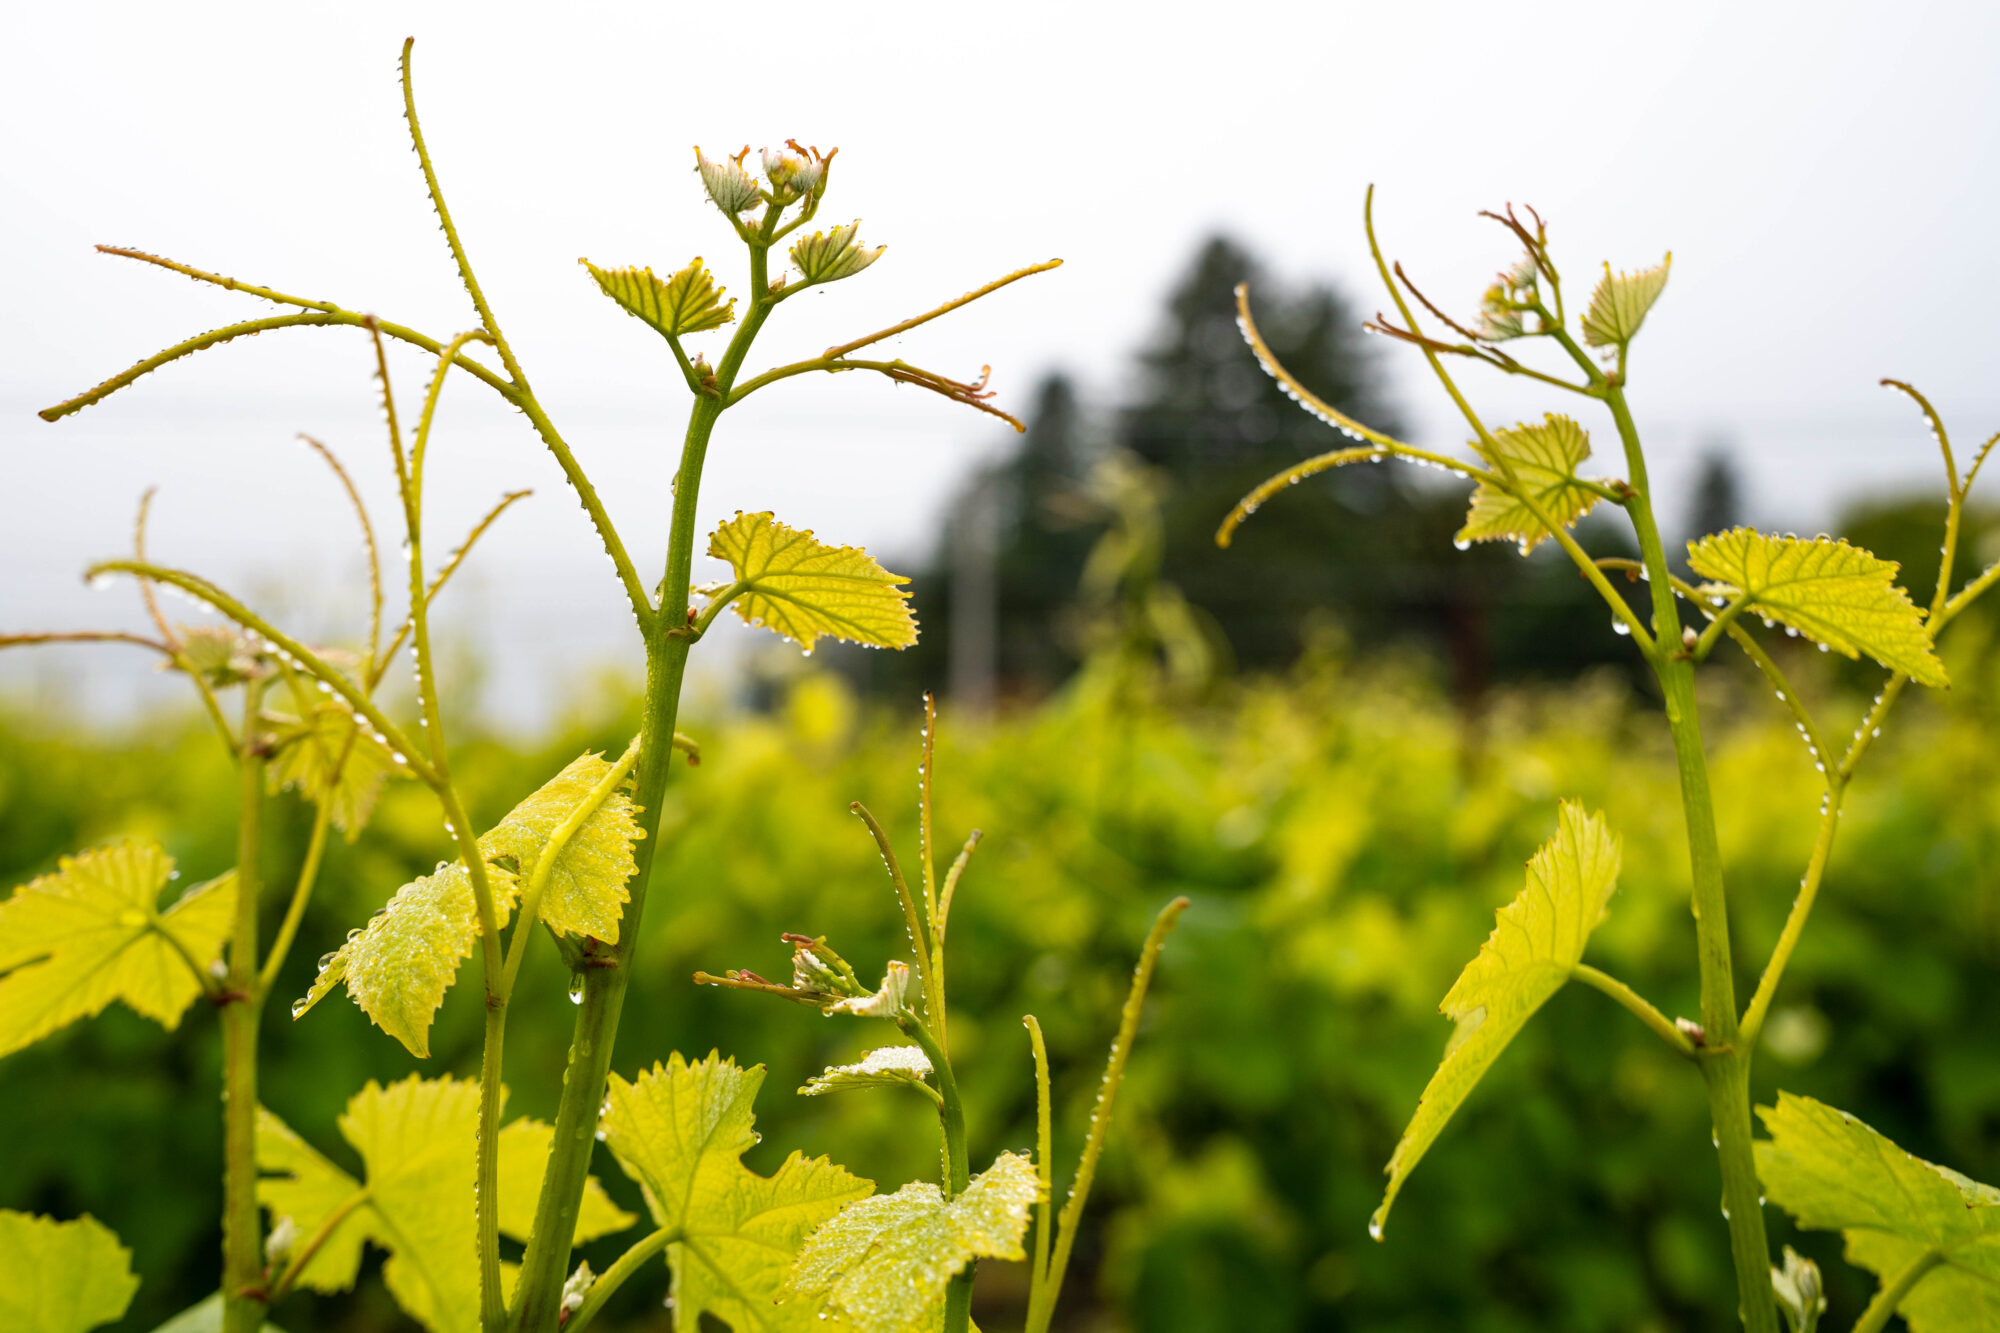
[
  {"xmin": 1599, "ymin": 382, "xmax": 1777, "ymax": 1333},
  {"xmin": 900, "ymin": 1014, "xmax": 972, "ymax": 1333},
  {"xmin": 508, "ymin": 236, "xmax": 779, "ymax": 1332},
  {"xmin": 220, "ymin": 680, "xmax": 270, "ymax": 1333},
  {"xmin": 559, "ymin": 1228, "xmax": 678, "ymax": 1333},
  {"xmin": 1849, "ymin": 1248, "xmax": 1943, "ymax": 1333}
]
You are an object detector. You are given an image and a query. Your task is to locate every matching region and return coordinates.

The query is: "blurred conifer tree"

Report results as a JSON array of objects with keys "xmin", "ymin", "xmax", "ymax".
[{"xmin": 841, "ymin": 236, "xmax": 1640, "ymax": 704}]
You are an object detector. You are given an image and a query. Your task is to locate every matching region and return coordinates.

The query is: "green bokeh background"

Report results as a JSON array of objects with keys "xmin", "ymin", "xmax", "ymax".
[{"xmin": 4, "ymin": 618, "xmax": 1997, "ymax": 1331}]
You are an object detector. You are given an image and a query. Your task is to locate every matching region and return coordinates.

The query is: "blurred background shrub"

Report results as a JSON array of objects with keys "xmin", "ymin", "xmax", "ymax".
[{"xmin": 5, "ymin": 604, "xmax": 1997, "ymax": 1330}]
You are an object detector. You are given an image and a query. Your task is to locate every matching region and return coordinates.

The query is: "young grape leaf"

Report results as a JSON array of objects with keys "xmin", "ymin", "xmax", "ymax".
[
  {"xmin": 783, "ymin": 1152, "xmax": 1043, "ymax": 1333},
  {"xmin": 789, "ymin": 222, "xmax": 884, "ymax": 286},
  {"xmin": 1458, "ymin": 415, "xmax": 1603, "ymax": 552},
  {"xmin": 266, "ymin": 703, "xmax": 406, "ymax": 839},
  {"xmin": 1372, "ymin": 802, "xmax": 1621, "ymax": 1238},
  {"xmin": 1757, "ymin": 1092, "xmax": 2000, "ymax": 1332},
  {"xmin": 292, "ymin": 861, "xmax": 510, "ymax": 1058},
  {"xmin": 1687, "ymin": 529, "xmax": 1948, "ymax": 687},
  {"xmin": 706, "ymin": 512, "xmax": 917, "ymax": 653},
  {"xmin": 294, "ymin": 751, "xmax": 643, "ymax": 1056},
  {"xmin": 477, "ymin": 751, "xmax": 644, "ymax": 943},
  {"xmin": 0, "ymin": 842, "xmax": 235, "ymax": 1059},
  {"xmin": 0, "ymin": 1210, "xmax": 139, "ymax": 1333},
  {"xmin": 1581, "ymin": 255, "xmax": 1671, "ymax": 348},
  {"xmin": 258, "ymin": 1075, "xmax": 633, "ymax": 1333},
  {"xmin": 599, "ymin": 1052, "xmax": 873, "ymax": 1333},
  {"xmin": 581, "ymin": 258, "xmax": 735, "ymax": 338},
  {"xmin": 800, "ymin": 1044, "xmax": 933, "ymax": 1096}
]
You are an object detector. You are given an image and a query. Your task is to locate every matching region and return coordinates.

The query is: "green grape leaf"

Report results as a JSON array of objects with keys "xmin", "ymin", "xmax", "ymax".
[
  {"xmin": 267, "ymin": 703, "xmax": 407, "ymax": 839},
  {"xmin": 295, "ymin": 751, "xmax": 643, "ymax": 1056},
  {"xmin": 477, "ymin": 752, "xmax": 644, "ymax": 944},
  {"xmin": 1757, "ymin": 1092, "xmax": 2000, "ymax": 1330},
  {"xmin": 292, "ymin": 861, "xmax": 511, "ymax": 1058},
  {"xmin": 706, "ymin": 511, "xmax": 917, "ymax": 653},
  {"xmin": 258, "ymin": 1075, "xmax": 633, "ymax": 1333},
  {"xmin": 0, "ymin": 842, "xmax": 235, "ymax": 1058},
  {"xmin": 783, "ymin": 1152, "xmax": 1042, "ymax": 1333},
  {"xmin": 581, "ymin": 258, "xmax": 735, "ymax": 338},
  {"xmin": 1458, "ymin": 414, "xmax": 1603, "ymax": 552},
  {"xmin": 0, "ymin": 1210, "xmax": 139, "ymax": 1333},
  {"xmin": 1687, "ymin": 528, "xmax": 1948, "ymax": 687},
  {"xmin": 789, "ymin": 222, "xmax": 884, "ymax": 286},
  {"xmin": 800, "ymin": 1044, "xmax": 933, "ymax": 1096},
  {"xmin": 1372, "ymin": 802, "xmax": 1621, "ymax": 1238},
  {"xmin": 1581, "ymin": 255, "xmax": 1671, "ymax": 348},
  {"xmin": 599, "ymin": 1052, "xmax": 873, "ymax": 1333},
  {"xmin": 176, "ymin": 625, "xmax": 259, "ymax": 686}
]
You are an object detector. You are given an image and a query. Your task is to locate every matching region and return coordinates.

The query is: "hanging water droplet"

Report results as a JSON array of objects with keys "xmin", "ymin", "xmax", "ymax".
[
  {"xmin": 1367, "ymin": 1219, "xmax": 1383, "ymax": 1242},
  {"xmin": 1611, "ymin": 619, "xmax": 1631, "ymax": 636},
  {"xmin": 568, "ymin": 975, "xmax": 585, "ymax": 1004}
]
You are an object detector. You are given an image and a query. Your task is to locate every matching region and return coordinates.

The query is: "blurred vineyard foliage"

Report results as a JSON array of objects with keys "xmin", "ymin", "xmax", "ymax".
[{"xmin": 4, "ymin": 605, "xmax": 1997, "ymax": 1331}]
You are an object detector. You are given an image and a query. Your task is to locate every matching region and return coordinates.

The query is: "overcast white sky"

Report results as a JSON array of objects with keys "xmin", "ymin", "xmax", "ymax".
[{"xmin": 6, "ymin": 0, "xmax": 1998, "ymax": 726}]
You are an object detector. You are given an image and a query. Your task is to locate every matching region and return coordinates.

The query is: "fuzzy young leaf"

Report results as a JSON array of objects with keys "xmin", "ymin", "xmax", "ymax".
[
  {"xmin": 706, "ymin": 512, "xmax": 917, "ymax": 653},
  {"xmin": 800, "ymin": 1044, "xmax": 933, "ymax": 1096},
  {"xmin": 257, "ymin": 1076, "xmax": 633, "ymax": 1333},
  {"xmin": 599, "ymin": 1052, "xmax": 872, "ymax": 1333},
  {"xmin": 0, "ymin": 842, "xmax": 234, "ymax": 1058},
  {"xmin": 1688, "ymin": 528, "xmax": 1948, "ymax": 686},
  {"xmin": 1581, "ymin": 255, "xmax": 1671, "ymax": 348},
  {"xmin": 0, "ymin": 1210, "xmax": 139, "ymax": 1333},
  {"xmin": 267, "ymin": 703, "xmax": 406, "ymax": 839},
  {"xmin": 582, "ymin": 258, "xmax": 735, "ymax": 338},
  {"xmin": 695, "ymin": 148, "xmax": 763, "ymax": 215},
  {"xmin": 295, "ymin": 751, "xmax": 642, "ymax": 1055},
  {"xmin": 789, "ymin": 222, "xmax": 883, "ymax": 286},
  {"xmin": 1372, "ymin": 802, "xmax": 1621, "ymax": 1238},
  {"xmin": 1757, "ymin": 1092, "xmax": 2000, "ymax": 1330},
  {"xmin": 783, "ymin": 1152, "xmax": 1042, "ymax": 1333},
  {"xmin": 1459, "ymin": 415, "xmax": 1603, "ymax": 552}
]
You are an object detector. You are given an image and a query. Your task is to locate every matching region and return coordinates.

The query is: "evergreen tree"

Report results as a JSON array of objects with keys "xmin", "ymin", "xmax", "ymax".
[{"xmin": 839, "ymin": 235, "xmax": 1642, "ymax": 705}]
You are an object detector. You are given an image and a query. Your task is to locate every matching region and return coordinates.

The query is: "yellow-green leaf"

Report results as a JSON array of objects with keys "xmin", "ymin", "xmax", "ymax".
[
  {"xmin": 258, "ymin": 1076, "xmax": 634, "ymax": 1333},
  {"xmin": 0, "ymin": 1210, "xmax": 139, "ymax": 1333},
  {"xmin": 789, "ymin": 222, "xmax": 883, "ymax": 286},
  {"xmin": 1458, "ymin": 415, "xmax": 1603, "ymax": 552},
  {"xmin": 706, "ymin": 511, "xmax": 917, "ymax": 653},
  {"xmin": 582, "ymin": 258, "xmax": 735, "ymax": 338},
  {"xmin": 600, "ymin": 1052, "xmax": 872, "ymax": 1333},
  {"xmin": 267, "ymin": 703, "xmax": 407, "ymax": 840},
  {"xmin": 1372, "ymin": 802, "xmax": 1621, "ymax": 1238},
  {"xmin": 0, "ymin": 842, "xmax": 235, "ymax": 1058},
  {"xmin": 1757, "ymin": 1091, "xmax": 2000, "ymax": 1332},
  {"xmin": 1581, "ymin": 255, "xmax": 1671, "ymax": 348},
  {"xmin": 293, "ymin": 861, "xmax": 510, "ymax": 1058},
  {"xmin": 294, "ymin": 752, "xmax": 643, "ymax": 1056},
  {"xmin": 478, "ymin": 752, "xmax": 643, "ymax": 943},
  {"xmin": 1687, "ymin": 528, "xmax": 1948, "ymax": 687},
  {"xmin": 783, "ymin": 1152, "xmax": 1042, "ymax": 1333}
]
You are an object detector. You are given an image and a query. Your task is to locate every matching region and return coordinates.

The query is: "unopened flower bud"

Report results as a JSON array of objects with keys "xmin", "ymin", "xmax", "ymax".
[
  {"xmin": 1771, "ymin": 1246, "xmax": 1824, "ymax": 1333},
  {"xmin": 265, "ymin": 1215, "xmax": 300, "ymax": 1266},
  {"xmin": 762, "ymin": 145, "xmax": 808, "ymax": 192}
]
